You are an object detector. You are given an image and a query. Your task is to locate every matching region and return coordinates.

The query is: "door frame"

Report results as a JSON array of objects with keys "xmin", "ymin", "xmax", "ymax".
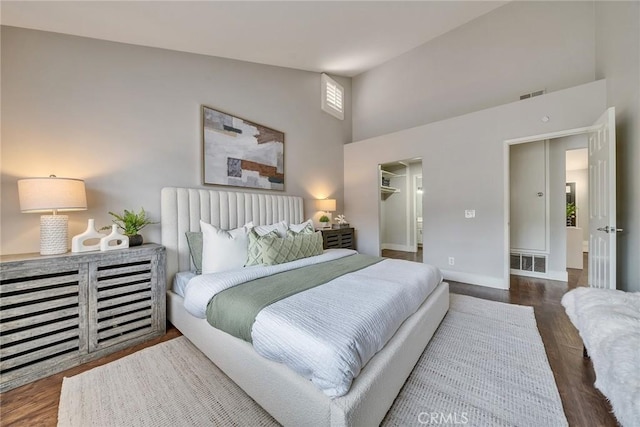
[
  {"xmin": 413, "ymin": 173, "xmax": 423, "ymax": 253},
  {"xmin": 503, "ymin": 125, "xmax": 598, "ymax": 288}
]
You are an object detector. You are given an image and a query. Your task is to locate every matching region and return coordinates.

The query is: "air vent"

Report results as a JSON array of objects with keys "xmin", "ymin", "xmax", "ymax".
[
  {"xmin": 520, "ymin": 89, "xmax": 546, "ymax": 100},
  {"xmin": 510, "ymin": 252, "xmax": 547, "ymax": 273}
]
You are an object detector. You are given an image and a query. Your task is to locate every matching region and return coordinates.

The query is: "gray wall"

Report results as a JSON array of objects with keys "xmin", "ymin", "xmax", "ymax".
[
  {"xmin": 345, "ymin": 81, "xmax": 606, "ymax": 289},
  {"xmin": 352, "ymin": 1, "xmax": 596, "ymax": 141},
  {"xmin": 595, "ymin": 1, "xmax": 640, "ymax": 292},
  {"xmin": 1, "ymin": 27, "xmax": 351, "ymax": 255},
  {"xmin": 352, "ymin": 0, "xmax": 639, "ymax": 291}
]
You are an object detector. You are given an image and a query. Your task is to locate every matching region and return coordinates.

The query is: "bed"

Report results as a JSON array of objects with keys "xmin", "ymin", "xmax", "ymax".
[{"xmin": 161, "ymin": 187, "xmax": 449, "ymax": 426}]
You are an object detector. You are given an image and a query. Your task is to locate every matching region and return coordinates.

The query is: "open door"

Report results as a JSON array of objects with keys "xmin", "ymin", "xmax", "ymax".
[{"xmin": 588, "ymin": 107, "xmax": 619, "ymax": 289}]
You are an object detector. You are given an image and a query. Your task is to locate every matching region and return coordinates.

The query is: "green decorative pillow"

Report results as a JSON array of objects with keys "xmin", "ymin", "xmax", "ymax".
[
  {"xmin": 246, "ymin": 229, "xmax": 280, "ymax": 266},
  {"xmin": 185, "ymin": 232, "xmax": 203, "ymax": 274},
  {"xmin": 288, "ymin": 220, "xmax": 315, "ymax": 235},
  {"xmin": 262, "ymin": 231, "xmax": 323, "ymax": 266}
]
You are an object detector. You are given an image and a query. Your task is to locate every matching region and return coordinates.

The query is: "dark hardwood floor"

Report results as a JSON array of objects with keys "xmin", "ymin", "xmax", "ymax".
[
  {"xmin": 382, "ymin": 247, "xmax": 423, "ymax": 262},
  {"xmin": 1, "ymin": 253, "xmax": 617, "ymax": 426},
  {"xmin": 0, "ymin": 328, "xmax": 182, "ymax": 426}
]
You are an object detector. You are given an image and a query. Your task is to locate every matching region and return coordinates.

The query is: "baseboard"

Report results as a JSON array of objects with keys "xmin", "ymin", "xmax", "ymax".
[
  {"xmin": 510, "ymin": 269, "xmax": 568, "ymax": 282},
  {"xmin": 381, "ymin": 243, "xmax": 416, "ymax": 252},
  {"xmin": 440, "ymin": 270, "xmax": 507, "ymax": 290}
]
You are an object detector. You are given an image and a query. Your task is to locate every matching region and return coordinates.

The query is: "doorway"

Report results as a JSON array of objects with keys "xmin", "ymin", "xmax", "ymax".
[
  {"xmin": 566, "ymin": 148, "xmax": 589, "ymax": 270},
  {"xmin": 379, "ymin": 158, "xmax": 423, "ymax": 262},
  {"xmin": 504, "ymin": 107, "xmax": 617, "ymax": 289},
  {"xmin": 508, "ymin": 137, "xmax": 589, "ymax": 281}
]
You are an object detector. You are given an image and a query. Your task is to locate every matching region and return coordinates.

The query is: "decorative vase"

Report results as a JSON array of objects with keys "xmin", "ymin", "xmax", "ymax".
[
  {"xmin": 100, "ymin": 225, "xmax": 129, "ymax": 251},
  {"xmin": 128, "ymin": 234, "xmax": 143, "ymax": 247},
  {"xmin": 72, "ymin": 219, "xmax": 106, "ymax": 253}
]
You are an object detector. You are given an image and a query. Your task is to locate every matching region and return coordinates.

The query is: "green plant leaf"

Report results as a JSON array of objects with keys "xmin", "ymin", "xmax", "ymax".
[{"xmin": 107, "ymin": 207, "xmax": 157, "ymax": 235}]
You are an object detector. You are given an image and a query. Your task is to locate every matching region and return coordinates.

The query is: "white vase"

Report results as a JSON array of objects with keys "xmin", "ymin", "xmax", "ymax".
[
  {"xmin": 71, "ymin": 219, "xmax": 106, "ymax": 253},
  {"xmin": 100, "ymin": 225, "xmax": 129, "ymax": 251}
]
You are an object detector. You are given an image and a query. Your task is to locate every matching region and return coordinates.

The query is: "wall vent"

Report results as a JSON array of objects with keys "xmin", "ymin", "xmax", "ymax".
[
  {"xmin": 520, "ymin": 89, "xmax": 546, "ymax": 100},
  {"xmin": 510, "ymin": 252, "xmax": 547, "ymax": 273}
]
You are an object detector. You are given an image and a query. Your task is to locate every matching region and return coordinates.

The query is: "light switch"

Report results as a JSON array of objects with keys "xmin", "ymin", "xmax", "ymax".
[{"xmin": 465, "ymin": 210, "xmax": 475, "ymax": 219}]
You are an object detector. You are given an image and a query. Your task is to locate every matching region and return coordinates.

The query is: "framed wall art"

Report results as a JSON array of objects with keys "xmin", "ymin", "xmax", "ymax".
[{"xmin": 202, "ymin": 106, "xmax": 284, "ymax": 191}]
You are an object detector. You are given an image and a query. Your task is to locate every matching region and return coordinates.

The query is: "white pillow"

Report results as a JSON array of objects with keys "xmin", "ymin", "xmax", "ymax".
[
  {"xmin": 200, "ymin": 220, "xmax": 253, "ymax": 274},
  {"xmin": 253, "ymin": 220, "xmax": 288, "ymax": 238},
  {"xmin": 289, "ymin": 219, "xmax": 314, "ymax": 233}
]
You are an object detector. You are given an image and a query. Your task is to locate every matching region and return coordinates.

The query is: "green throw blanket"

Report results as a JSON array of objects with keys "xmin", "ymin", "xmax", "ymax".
[{"xmin": 206, "ymin": 254, "xmax": 382, "ymax": 342}]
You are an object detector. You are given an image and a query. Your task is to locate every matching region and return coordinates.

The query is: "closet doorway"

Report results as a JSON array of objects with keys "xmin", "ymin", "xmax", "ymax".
[{"xmin": 379, "ymin": 158, "xmax": 423, "ymax": 262}]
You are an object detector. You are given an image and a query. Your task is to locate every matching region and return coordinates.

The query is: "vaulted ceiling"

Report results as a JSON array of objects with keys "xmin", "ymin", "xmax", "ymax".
[{"xmin": 1, "ymin": 1, "xmax": 507, "ymax": 77}]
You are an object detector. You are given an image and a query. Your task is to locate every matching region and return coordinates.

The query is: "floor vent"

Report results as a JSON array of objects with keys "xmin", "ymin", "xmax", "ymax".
[{"xmin": 510, "ymin": 252, "xmax": 547, "ymax": 273}]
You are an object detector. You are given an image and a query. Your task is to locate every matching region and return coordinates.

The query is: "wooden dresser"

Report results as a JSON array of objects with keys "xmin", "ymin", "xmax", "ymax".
[
  {"xmin": 0, "ymin": 244, "xmax": 166, "ymax": 392},
  {"xmin": 320, "ymin": 227, "xmax": 356, "ymax": 250}
]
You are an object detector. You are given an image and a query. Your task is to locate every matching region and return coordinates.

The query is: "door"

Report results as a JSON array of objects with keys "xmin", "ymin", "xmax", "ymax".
[{"xmin": 588, "ymin": 107, "xmax": 617, "ymax": 289}]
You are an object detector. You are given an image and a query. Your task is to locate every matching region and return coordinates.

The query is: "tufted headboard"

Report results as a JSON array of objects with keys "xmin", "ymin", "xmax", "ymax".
[{"xmin": 161, "ymin": 187, "xmax": 304, "ymax": 286}]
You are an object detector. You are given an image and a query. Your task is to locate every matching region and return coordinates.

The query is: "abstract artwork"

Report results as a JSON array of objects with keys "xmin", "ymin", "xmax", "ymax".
[{"xmin": 202, "ymin": 106, "xmax": 284, "ymax": 190}]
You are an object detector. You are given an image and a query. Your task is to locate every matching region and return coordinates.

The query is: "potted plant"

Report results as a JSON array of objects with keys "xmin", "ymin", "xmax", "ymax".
[
  {"xmin": 103, "ymin": 208, "xmax": 157, "ymax": 246},
  {"xmin": 566, "ymin": 202, "xmax": 577, "ymax": 226},
  {"xmin": 319, "ymin": 215, "xmax": 331, "ymax": 229}
]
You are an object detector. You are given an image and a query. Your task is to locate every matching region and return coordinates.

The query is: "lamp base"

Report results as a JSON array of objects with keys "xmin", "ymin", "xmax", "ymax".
[{"xmin": 40, "ymin": 215, "xmax": 68, "ymax": 255}]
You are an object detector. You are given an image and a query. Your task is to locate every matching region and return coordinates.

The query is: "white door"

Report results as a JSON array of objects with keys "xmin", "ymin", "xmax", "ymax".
[{"xmin": 588, "ymin": 107, "xmax": 617, "ymax": 289}]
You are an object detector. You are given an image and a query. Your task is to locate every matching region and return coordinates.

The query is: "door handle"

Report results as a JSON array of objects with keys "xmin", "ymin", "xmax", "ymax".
[{"xmin": 597, "ymin": 226, "xmax": 624, "ymax": 233}]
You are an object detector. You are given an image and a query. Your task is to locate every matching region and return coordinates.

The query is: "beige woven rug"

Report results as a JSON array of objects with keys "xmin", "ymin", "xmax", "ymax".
[{"xmin": 58, "ymin": 294, "xmax": 567, "ymax": 426}]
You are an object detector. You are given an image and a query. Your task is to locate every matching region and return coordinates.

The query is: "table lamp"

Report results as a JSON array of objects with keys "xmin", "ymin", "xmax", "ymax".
[
  {"xmin": 316, "ymin": 198, "xmax": 336, "ymax": 228},
  {"xmin": 18, "ymin": 175, "xmax": 87, "ymax": 255}
]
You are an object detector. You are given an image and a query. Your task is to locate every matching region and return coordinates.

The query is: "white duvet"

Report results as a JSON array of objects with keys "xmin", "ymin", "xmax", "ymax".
[{"xmin": 183, "ymin": 249, "xmax": 443, "ymax": 397}]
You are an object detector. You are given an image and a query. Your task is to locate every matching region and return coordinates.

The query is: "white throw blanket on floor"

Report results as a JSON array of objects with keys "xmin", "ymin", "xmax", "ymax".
[{"xmin": 561, "ymin": 287, "xmax": 640, "ymax": 427}]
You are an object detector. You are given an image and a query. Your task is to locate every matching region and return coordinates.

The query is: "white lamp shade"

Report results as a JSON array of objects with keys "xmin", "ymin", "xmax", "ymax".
[
  {"xmin": 18, "ymin": 177, "xmax": 87, "ymax": 213},
  {"xmin": 316, "ymin": 198, "xmax": 336, "ymax": 212}
]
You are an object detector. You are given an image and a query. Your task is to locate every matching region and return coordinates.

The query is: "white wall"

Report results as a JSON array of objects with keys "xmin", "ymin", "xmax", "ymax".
[
  {"xmin": 1, "ymin": 26, "xmax": 351, "ymax": 255},
  {"xmin": 352, "ymin": 1, "xmax": 596, "ymax": 141},
  {"xmin": 595, "ymin": 1, "xmax": 640, "ymax": 292},
  {"xmin": 350, "ymin": 0, "xmax": 638, "ymax": 291},
  {"xmin": 344, "ymin": 81, "xmax": 606, "ymax": 289}
]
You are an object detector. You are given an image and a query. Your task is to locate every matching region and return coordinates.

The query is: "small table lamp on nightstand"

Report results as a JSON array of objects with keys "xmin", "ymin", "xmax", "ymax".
[
  {"xmin": 18, "ymin": 175, "xmax": 87, "ymax": 255},
  {"xmin": 316, "ymin": 198, "xmax": 336, "ymax": 229}
]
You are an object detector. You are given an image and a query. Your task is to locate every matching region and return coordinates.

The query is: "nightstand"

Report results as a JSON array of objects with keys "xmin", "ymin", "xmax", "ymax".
[
  {"xmin": 319, "ymin": 227, "xmax": 356, "ymax": 250},
  {"xmin": 0, "ymin": 244, "xmax": 166, "ymax": 392}
]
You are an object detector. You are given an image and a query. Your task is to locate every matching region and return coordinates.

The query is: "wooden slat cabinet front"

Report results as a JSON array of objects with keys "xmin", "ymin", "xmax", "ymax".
[
  {"xmin": 0, "ymin": 244, "xmax": 166, "ymax": 392},
  {"xmin": 320, "ymin": 228, "xmax": 356, "ymax": 250}
]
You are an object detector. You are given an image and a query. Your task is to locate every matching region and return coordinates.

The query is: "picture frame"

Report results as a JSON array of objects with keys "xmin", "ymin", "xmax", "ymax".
[{"xmin": 202, "ymin": 105, "xmax": 285, "ymax": 191}]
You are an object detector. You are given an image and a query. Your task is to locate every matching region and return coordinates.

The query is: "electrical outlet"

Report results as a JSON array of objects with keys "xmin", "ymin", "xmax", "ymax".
[
  {"xmin": 448, "ymin": 257, "xmax": 455, "ymax": 266},
  {"xmin": 465, "ymin": 210, "xmax": 475, "ymax": 219}
]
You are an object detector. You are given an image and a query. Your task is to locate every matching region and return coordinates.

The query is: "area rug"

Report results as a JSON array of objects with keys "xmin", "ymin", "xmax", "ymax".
[{"xmin": 58, "ymin": 294, "xmax": 567, "ymax": 427}]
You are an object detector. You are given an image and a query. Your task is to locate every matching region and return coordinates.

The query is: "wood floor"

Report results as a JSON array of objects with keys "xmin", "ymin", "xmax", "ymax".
[
  {"xmin": 1, "ymin": 253, "xmax": 617, "ymax": 427},
  {"xmin": 382, "ymin": 247, "xmax": 423, "ymax": 262}
]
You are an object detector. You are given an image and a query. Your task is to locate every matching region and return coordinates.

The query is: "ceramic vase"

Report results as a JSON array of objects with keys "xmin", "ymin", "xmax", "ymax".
[
  {"xmin": 71, "ymin": 219, "xmax": 106, "ymax": 253},
  {"xmin": 100, "ymin": 225, "xmax": 129, "ymax": 251}
]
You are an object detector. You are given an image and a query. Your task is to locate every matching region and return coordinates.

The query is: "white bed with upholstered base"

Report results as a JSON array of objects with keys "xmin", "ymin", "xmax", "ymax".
[{"xmin": 161, "ymin": 187, "xmax": 449, "ymax": 427}]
